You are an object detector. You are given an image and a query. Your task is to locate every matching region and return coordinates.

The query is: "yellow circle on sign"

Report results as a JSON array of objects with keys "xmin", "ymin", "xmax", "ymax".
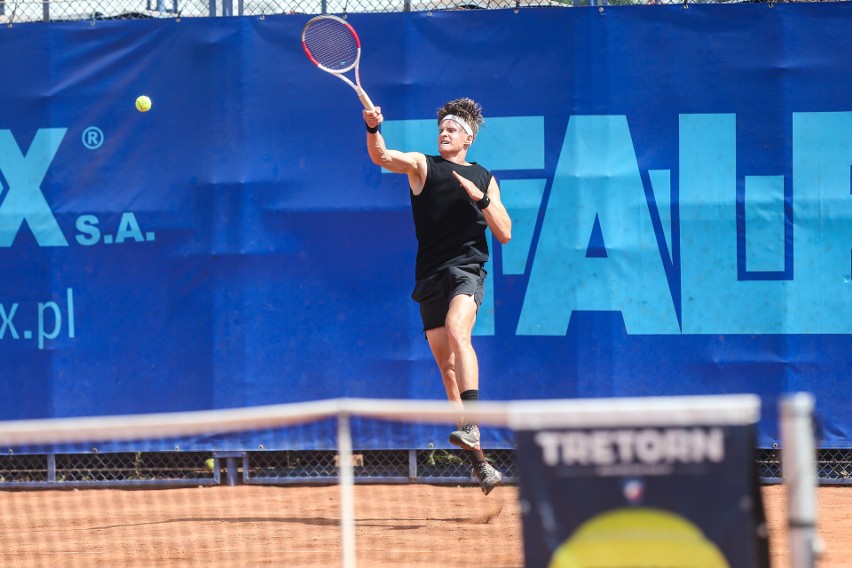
[{"xmin": 548, "ymin": 507, "xmax": 730, "ymax": 568}]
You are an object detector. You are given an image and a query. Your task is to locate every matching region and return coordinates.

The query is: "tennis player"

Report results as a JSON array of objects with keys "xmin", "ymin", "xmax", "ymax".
[{"xmin": 362, "ymin": 98, "xmax": 512, "ymax": 495}]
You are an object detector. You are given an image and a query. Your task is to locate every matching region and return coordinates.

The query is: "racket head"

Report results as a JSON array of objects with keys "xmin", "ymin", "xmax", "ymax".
[{"xmin": 302, "ymin": 15, "xmax": 362, "ymax": 74}]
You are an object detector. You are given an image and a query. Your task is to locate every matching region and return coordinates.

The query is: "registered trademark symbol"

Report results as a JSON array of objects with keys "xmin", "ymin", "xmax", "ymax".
[{"xmin": 81, "ymin": 126, "xmax": 104, "ymax": 150}]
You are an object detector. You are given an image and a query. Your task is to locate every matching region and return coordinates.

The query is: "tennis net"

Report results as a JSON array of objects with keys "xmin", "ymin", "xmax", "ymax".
[{"xmin": 0, "ymin": 395, "xmax": 818, "ymax": 567}]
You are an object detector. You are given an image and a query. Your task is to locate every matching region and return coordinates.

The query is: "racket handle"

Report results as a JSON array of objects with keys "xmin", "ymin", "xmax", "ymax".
[{"xmin": 357, "ymin": 88, "xmax": 375, "ymax": 110}]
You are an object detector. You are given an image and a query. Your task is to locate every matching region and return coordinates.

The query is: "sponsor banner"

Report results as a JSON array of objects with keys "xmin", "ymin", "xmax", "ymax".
[
  {"xmin": 0, "ymin": 4, "xmax": 850, "ymax": 450},
  {"xmin": 516, "ymin": 419, "xmax": 769, "ymax": 567}
]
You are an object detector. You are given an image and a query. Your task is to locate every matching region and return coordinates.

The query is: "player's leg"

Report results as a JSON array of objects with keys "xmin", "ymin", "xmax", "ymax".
[
  {"xmin": 444, "ymin": 293, "xmax": 479, "ymax": 395},
  {"xmin": 418, "ymin": 269, "xmax": 478, "ymax": 427},
  {"xmin": 426, "ymin": 327, "xmax": 500, "ymax": 494},
  {"xmin": 425, "ymin": 326, "xmax": 464, "ymax": 421},
  {"xmin": 420, "ymin": 266, "xmax": 502, "ymax": 494},
  {"xmin": 442, "ymin": 294, "xmax": 503, "ymax": 494},
  {"xmin": 442, "ymin": 293, "xmax": 484, "ymax": 449}
]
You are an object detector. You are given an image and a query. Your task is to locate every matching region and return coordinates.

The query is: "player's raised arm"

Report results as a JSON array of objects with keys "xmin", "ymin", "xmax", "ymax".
[{"xmin": 363, "ymin": 107, "xmax": 427, "ymax": 192}]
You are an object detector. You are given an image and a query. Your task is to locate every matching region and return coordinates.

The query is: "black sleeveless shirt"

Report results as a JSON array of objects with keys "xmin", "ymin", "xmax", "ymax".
[{"xmin": 410, "ymin": 155, "xmax": 492, "ymax": 280}]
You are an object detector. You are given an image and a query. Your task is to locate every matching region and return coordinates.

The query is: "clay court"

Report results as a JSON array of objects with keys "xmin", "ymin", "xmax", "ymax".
[{"xmin": 1, "ymin": 483, "xmax": 848, "ymax": 567}]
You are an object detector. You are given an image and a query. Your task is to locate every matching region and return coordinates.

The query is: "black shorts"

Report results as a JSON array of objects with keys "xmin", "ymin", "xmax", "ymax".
[{"xmin": 410, "ymin": 264, "xmax": 486, "ymax": 332}]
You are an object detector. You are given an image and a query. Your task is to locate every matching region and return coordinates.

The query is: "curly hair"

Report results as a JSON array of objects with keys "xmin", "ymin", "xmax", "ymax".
[{"xmin": 437, "ymin": 98, "xmax": 485, "ymax": 139}]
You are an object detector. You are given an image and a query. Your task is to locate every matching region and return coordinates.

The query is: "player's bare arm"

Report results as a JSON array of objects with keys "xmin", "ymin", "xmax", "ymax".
[
  {"xmin": 452, "ymin": 171, "xmax": 512, "ymax": 244},
  {"xmin": 363, "ymin": 107, "xmax": 427, "ymax": 193}
]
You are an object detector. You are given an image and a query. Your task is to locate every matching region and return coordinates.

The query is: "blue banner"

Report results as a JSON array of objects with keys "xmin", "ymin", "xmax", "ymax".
[{"xmin": 1, "ymin": 4, "xmax": 850, "ymax": 449}]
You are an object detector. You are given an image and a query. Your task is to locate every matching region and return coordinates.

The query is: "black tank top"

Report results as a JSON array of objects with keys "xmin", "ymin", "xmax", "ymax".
[{"xmin": 410, "ymin": 155, "xmax": 491, "ymax": 280}]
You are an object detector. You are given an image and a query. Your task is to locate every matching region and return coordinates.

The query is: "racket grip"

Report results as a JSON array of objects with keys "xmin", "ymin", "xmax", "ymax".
[{"xmin": 358, "ymin": 88, "xmax": 375, "ymax": 110}]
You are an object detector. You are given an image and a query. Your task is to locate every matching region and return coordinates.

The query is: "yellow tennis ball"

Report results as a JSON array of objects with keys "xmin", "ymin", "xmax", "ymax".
[
  {"xmin": 549, "ymin": 508, "xmax": 729, "ymax": 568},
  {"xmin": 135, "ymin": 95, "xmax": 152, "ymax": 112},
  {"xmin": 204, "ymin": 458, "xmax": 215, "ymax": 471}
]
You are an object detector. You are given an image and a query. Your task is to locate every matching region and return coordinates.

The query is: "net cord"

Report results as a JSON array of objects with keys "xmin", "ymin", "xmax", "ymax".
[{"xmin": 0, "ymin": 394, "xmax": 761, "ymax": 447}]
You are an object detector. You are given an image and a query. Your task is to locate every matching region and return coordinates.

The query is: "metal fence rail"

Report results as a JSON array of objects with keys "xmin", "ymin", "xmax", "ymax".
[
  {"xmin": 1, "ymin": 448, "xmax": 849, "ymax": 489},
  {"xmin": 0, "ymin": 0, "xmax": 845, "ymax": 24}
]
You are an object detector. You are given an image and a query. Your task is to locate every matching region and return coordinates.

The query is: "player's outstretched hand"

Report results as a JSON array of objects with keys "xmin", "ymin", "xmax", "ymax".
[
  {"xmin": 452, "ymin": 170, "xmax": 486, "ymax": 202},
  {"xmin": 363, "ymin": 107, "xmax": 383, "ymax": 130}
]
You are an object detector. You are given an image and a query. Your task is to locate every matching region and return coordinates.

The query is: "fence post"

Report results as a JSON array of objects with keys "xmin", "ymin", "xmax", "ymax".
[
  {"xmin": 47, "ymin": 454, "xmax": 56, "ymax": 482},
  {"xmin": 408, "ymin": 449, "xmax": 417, "ymax": 480}
]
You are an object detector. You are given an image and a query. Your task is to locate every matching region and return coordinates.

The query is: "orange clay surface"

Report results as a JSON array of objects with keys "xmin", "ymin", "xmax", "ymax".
[{"xmin": 1, "ymin": 483, "xmax": 848, "ymax": 567}]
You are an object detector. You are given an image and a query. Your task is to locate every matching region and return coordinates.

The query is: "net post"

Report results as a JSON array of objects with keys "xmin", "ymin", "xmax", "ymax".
[
  {"xmin": 780, "ymin": 392, "xmax": 822, "ymax": 568},
  {"xmin": 337, "ymin": 410, "xmax": 357, "ymax": 568}
]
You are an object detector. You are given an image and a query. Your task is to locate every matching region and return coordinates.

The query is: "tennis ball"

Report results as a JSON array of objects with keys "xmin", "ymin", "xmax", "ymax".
[
  {"xmin": 549, "ymin": 508, "xmax": 729, "ymax": 568},
  {"xmin": 135, "ymin": 95, "xmax": 152, "ymax": 112},
  {"xmin": 204, "ymin": 458, "xmax": 215, "ymax": 471}
]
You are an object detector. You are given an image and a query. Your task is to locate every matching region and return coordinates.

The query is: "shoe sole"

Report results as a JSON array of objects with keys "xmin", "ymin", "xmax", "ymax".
[{"xmin": 448, "ymin": 433, "xmax": 480, "ymax": 450}]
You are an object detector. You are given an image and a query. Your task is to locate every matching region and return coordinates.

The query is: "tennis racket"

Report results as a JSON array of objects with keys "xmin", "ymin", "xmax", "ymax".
[{"xmin": 302, "ymin": 15, "xmax": 375, "ymax": 110}]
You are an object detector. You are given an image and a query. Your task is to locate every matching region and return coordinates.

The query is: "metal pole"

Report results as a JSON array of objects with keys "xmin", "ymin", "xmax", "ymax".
[
  {"xmin": 780, "ymin": 393, "xmax": 823, "ymax": 568},
  {"xmin": 47, "ymin": 453, "xmax": 56, "ymax": 482},
  {"xmin": 338, "ymin": 412, "xmax": 357, "ymax": 568}
]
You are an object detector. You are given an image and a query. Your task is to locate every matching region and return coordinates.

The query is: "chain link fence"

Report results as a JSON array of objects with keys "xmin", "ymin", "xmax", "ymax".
[
  {"xmin": 0, "ymin": 0, "xmax": 844, "ymax": 25},
  {"xmin": 0, "ymin": 449, "xmax": 518, "ymax": 488},
  {"xmin": 1, "ymin": 448, "xmax": 850, "ymax": 488}
]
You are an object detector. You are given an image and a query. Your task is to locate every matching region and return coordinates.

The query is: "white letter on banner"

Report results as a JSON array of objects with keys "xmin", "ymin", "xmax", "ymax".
[
  {"xmin": 680, "ymin": 114, "xmax": 788, "ymax": 333},
  {"xmin": 634, "ymin": 429, "xmax": 664, "ymax": 463},
  {"xmin": 533, "ymin": 432, "xmax": 562, "ymax": 466},
  {"xmin": 790, "ymin": 112, "xmax": 852, "ymax": 332},
  {"xmin": 665, "ymin": 429, "xmax": 692, "ymax": 463},
  {"xmin": 0, "ymin": 129, "xmax": 68, "ymax": 247},
  {"xmin": 516, "ymin": 116, "xmax": 678, "ymax": 335},
  {"xmin": 37, "ymin": 300, "xmax": 62, "ymax": 350},
  {"xmin": 590, "ymin": 431, "xmax": 616, "ymax": 465},
  {"xmin": 692, "ymin": 428, "xmax": 725, "ymax": 463},
  {"xmin": 561, "ymin": 432, "xmax": 590, "ymax": 465},
  {"xmin": 613, "ymin": 430, "xmax": 636, "ymax": 462},
  {"xmin": 680, "ymin": 113, "xmax": 852, "ymax": 333}
]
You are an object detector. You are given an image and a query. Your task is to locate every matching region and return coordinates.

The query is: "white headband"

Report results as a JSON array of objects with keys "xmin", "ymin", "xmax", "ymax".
[{"xmin": 441, "ymin": 114, "xmax": 474, "ymax": 136}]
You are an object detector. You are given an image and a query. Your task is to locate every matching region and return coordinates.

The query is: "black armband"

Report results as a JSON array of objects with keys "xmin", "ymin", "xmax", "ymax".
[
  {"xmin": 476, "ymin": 194, "xmax": 491, "ymax": 210},
  {"xmin": 366, "ymin": 123, "xmax": 380, "ymax": 134}
]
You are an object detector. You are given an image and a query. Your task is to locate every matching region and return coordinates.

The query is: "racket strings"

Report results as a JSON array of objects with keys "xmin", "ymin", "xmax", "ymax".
[{"xmin": 303, "ymin": 20, "xmax": 359, "ymax": 72}]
